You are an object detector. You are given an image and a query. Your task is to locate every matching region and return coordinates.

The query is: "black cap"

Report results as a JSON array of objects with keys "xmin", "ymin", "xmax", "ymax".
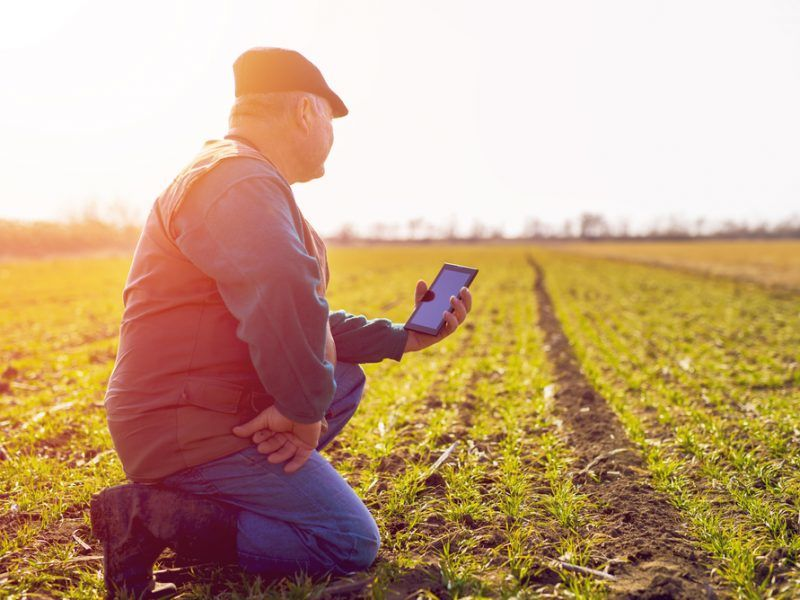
[{"xmin": 233, "ymin": 47, "xmax": 348, "ymax": 118}]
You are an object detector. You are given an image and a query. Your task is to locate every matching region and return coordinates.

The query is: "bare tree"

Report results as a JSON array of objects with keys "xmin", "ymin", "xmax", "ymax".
[
  {"xmin": 614, "ymin": 218, "xmax": 630, "ymax": 238},
  {"xmin": 693, "ymin": 217, "xmax": 706, "ymax": 237},
  {"xmin": 406, "ymin": 217, "xmax": 425, "ymax": 240},
  {"xmin": 489, "ymin": 224, "xmax": 505, "ymax": 240},
  {"xmin": 334, "ymin": 222, "xmax": 357, "ymax": 243},
  {"xmin": 469, "ymin": 220, "xmax": 488, "ymax": 240},
  {"xmin": 443, "ymin": 215, "xmax": 459, "ymax": 240},
  {"xmin": 369, "ymin": 222, "xmax": 388, "ymax": 240},
  {"xmin": 523, "ymin": 217, "xmax": 546, "ymax": 239},
  {"xmin": 579, "ymin": 213, "xmax": 610, "ymax": 239}
]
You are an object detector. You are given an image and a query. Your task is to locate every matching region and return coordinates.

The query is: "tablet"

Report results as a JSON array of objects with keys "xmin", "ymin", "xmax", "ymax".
[{"xmin": 404, "ymin": 263, "xmax": 478, "ymax": 336}]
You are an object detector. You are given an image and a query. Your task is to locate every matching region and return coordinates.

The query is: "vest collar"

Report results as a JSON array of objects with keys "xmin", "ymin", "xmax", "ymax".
[{"xmin": 223, "ymin": 133, "xmax": 288, "ymax": 186}]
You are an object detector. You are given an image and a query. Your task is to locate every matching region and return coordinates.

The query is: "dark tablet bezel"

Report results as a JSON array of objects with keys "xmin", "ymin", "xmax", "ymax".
[{"xmin": 403, "ymin": 263, "xmax": 478, "ymax": 336}]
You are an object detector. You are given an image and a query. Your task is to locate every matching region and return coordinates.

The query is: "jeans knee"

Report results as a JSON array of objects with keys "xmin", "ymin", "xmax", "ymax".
[
  {"xmin": 335, "ymin": 362, "xmax": 366, "ymax": 395},
  {"xmin": 324, "ymin": 364, "xmax": 366, "ymax": 429},
  {"xmin": 341, "ymin": 516, "xmax": 381, "ymax": 572}
]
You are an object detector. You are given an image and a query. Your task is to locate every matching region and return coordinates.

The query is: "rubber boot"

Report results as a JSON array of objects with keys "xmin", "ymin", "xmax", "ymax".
[{"xmin": 90, "ymin": 483, "xmax": 239, "ymax": 599}]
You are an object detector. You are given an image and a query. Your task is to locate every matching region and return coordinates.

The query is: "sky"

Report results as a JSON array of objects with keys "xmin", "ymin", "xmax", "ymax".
[{"xmin": 0, "ymin": 0, "xmax": 798, "ymax": 237}]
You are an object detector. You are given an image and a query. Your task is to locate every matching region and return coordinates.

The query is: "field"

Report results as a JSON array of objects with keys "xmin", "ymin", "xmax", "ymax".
[
  {"xmin": 554, "ymin": 240, "xmax": 800, "ymax": 291},
  {"xmin": 0, "ymin": 241, "xmax": 798, "ymax": 598}
]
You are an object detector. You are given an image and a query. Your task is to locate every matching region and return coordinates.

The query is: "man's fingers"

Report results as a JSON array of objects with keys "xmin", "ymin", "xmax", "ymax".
[
  {"xmin": 255, "ymin": 430, "xmax": 314, "ymax": 456},
  {"xmin": 257, "ymin": 433, "xmax": 288, "ymax": 455},
  {"xmin": 266, "ymin": 440, "xmax": 298, "ymax": 464},
  {"xmin": 280, "ymin": 429, "xmax": 318, "ymax": 452},
  {"xmin": 283, "ymin": 447, "xmax": 313, "ymax": 474},
  {"xmin": 252, "ymin": 429, "xmax": 276, "ymax": 444},
  {"xmin": 451, "ymin": 295, "xmax": 467, "ymax": 322},
  {"xmin": 261, "ymin": 429, "xmax": 317, "ymax": 471},
  {"xmin": 285, "ymin": 423, "xmax": 321, "ymax": 450},
  {"xmin": 442, "ymin": 310, "xmax": 459, "ymax": 336},
  {"xmin": 232, "ymin": 413, "xmax": 268, "ymax": 438},
  {"xmin": 271, "ymin": 430, "xmax": 313, "ymax": 450},
  {"xmin": 460, "ymin": 287, "xmax": 472, "ymax": 312}
]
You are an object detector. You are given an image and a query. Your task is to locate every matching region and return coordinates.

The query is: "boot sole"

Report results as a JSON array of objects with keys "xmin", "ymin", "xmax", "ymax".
[{"xmin": 90, "ymin": 492, "xmax": 108, "ymax": 542}]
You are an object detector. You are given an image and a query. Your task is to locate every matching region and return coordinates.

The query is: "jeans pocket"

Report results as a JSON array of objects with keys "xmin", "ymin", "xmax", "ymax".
[{"xmin": 160, "ymin": 465, "xmax": 219, "ymax": 496}]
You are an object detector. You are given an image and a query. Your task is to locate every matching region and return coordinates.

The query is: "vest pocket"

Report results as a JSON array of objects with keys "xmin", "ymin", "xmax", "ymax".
[
  {"xmin": 180, "ymin": 379, "xmax": 243, "ymax": 413},
  {"xmin": 176, "ymin": 379, "xmax": 248, "ymax": 454}
]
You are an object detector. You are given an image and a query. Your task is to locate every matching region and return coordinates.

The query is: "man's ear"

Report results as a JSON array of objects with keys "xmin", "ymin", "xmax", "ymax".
[{"xmin": 294, "ymin": 95, "xmax": 314, "ymax": 136}]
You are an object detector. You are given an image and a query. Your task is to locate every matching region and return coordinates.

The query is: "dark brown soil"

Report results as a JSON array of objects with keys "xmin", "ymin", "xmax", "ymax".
[{"xmin": 528, "ymin": 256, "xmax": 719, "ymax": 599}]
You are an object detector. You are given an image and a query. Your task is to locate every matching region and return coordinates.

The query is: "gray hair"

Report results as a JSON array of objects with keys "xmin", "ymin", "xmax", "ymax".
[{"xmin": 228, "ymin": 91, "xmax": 330, "ymax": 129}]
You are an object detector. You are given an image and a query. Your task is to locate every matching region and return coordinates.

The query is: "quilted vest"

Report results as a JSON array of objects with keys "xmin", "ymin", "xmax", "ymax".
[{"xmin": 104, "ymin": 137, "xmax": 334, "ymax": 483}]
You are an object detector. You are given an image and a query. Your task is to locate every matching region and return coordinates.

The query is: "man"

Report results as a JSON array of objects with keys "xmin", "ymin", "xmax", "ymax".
[{"xmin": 90, "ymin": 47, "xmax": 473, "ymax": 599}]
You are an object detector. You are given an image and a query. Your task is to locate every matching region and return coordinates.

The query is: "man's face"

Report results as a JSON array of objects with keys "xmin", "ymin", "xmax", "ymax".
[{"xmin": 296, "ymin": 96, "xmax": 334, "ymax": 182}]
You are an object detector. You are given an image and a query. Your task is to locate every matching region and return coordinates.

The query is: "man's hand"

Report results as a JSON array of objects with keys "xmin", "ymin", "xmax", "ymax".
[
  {"xmin": 232, "ymin": 405, "xmax": 321, "ymax": 473},
  {"xmin": 404, "ymin": 280, "xmax": 473, "ymax": 353}
]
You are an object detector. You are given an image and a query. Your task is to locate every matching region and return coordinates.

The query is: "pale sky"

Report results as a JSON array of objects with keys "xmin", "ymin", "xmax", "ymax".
[{"xmin": 0, "ymin": 0, "xmax": 798, "ymax": 237}]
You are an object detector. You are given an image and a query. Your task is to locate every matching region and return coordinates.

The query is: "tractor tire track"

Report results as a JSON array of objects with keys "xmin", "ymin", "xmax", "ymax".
[{"xmin": 527, "ymin": 255, "xmax": 718, "ymax": 599}]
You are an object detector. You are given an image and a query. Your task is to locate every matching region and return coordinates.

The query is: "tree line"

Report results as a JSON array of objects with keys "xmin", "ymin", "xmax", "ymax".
[
  {"xmin": 1, "ymin": 211, "xmax": 798, "ymax": 259},
  {"xmin": 0, "ymin": 217, "xmax": 140, "ymax": 259},
  {"xmin": 329, "ymin": 212, "xmax": 800, "ymax": 243}
]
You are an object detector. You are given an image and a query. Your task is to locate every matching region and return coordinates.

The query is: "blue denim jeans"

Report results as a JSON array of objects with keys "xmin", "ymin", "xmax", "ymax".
[{"xmin": 159, "ymin": 361, "xmax": 379, "ymax": 580}]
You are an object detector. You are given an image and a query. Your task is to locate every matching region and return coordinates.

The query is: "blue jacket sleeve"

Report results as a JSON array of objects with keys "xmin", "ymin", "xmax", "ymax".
[
  {"xmin": 172, "ymin": 173, "xmax": 334, "ymax": 424},
  {"xmin": 328, "ymin": 310, "xmax": 408, "ymax": 364}
]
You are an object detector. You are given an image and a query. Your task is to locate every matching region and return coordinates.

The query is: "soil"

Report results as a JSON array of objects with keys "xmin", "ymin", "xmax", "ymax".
[
  {"xmin": 527, "ymin": 256, "xmax": 719, "ymax": 599},
  {"xmin": 2, "ymin": 269, "xmax": 726, "ymax": 598}
]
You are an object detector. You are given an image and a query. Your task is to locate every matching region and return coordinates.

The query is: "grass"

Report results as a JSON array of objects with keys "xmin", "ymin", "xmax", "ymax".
[
  {"xmin": 0, "ymin": 245, "xmax": 602, "ymax": 598},
  {"xmin": 552, "ymin": 239, "xmax": 800, "ymax": 290},
  {"xmin": 3, "ymin": 241, "xmax": 798, "ymax": 597}
]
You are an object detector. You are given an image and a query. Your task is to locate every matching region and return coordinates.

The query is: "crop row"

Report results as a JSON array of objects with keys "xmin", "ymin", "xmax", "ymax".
[{"xmin": 536, "ymin": 249, "xmax": 800, "ymax": 598}]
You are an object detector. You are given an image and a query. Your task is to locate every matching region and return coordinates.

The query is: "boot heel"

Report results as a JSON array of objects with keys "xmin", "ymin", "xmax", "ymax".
[
  {"xmin": 90, "ymin": 493, "xmax": 107, "ymax": 542},
  {"xmin": 148, "ymin": 581, "xmax": 178, "ymax": 599}
]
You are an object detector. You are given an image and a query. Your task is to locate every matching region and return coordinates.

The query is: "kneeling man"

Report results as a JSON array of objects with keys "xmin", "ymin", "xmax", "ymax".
[{"xmin": 90, "ymin": 47, "xmax": 472, "ymax": 599}]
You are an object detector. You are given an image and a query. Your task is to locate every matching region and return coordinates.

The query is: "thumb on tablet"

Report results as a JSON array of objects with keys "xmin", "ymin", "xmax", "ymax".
[{"xmin": 414, "ymin": 279, "xmax": 427, "ymax": 306}]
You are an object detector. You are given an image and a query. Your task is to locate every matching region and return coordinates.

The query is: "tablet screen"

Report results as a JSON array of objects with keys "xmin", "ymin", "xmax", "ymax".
[{"xmin": 409, "ymin": 268, "xmax": 473, "ymax": 330}]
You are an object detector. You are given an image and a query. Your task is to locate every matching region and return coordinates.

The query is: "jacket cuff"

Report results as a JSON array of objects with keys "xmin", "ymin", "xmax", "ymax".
[
  {"xmin": 385, "ymin": 323, "xmax": 409, "ymax": 362},
  {"xmin": 276, "ymin": 403, "xmax": 327, "ymax": 424}
]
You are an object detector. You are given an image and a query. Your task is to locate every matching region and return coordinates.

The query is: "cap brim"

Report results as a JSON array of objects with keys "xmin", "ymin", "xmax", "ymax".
[{"xmin": 327, "ymin": 90, "xmax": 348, "ymax": 118}]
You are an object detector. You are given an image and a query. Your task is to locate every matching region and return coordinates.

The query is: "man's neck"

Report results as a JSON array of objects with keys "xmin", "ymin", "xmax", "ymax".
[{"xmin": 226, "ymin": 127, "xmax": 298, "ymax": 185}]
